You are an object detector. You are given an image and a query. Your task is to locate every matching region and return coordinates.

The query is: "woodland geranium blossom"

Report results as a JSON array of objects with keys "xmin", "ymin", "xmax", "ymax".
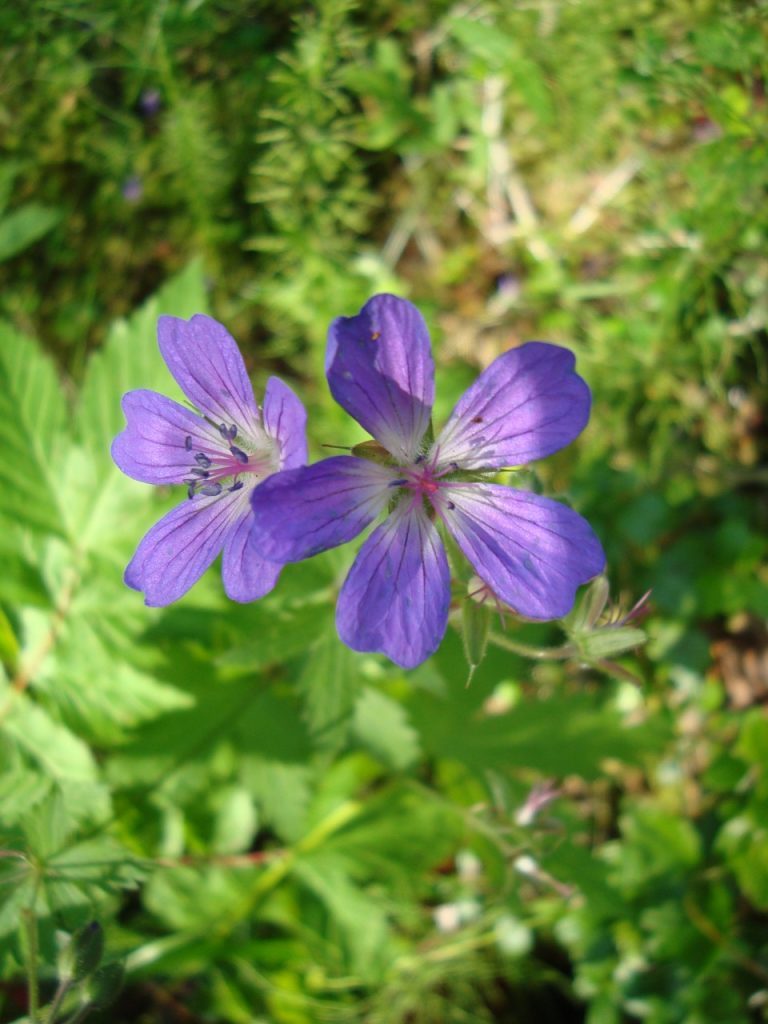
[
  {"xmin": 112, "ymin": 315, "xmax": 307, "ymax": 605},
  {"xmin": 250, "ymin": 294, "xmax": 605, "ymax": 669}
]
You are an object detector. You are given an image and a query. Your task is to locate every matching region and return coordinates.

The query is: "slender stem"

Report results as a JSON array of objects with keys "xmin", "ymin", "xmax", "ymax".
[
  {"xmin": 61, "ymin": 1006, "xmax": 91, "ymax": 1024},
  {"xmin": 488, "ymin": 632, "xmax": 576, "ymax": 660},
  {"xmin": 21, "ymin": 908, "xmax": 40, "ymax": 1024},
  {"xmin": 0, "ymin": 568, "xmax": 79, "ymax": 722},
  {"xmin": 46, "ymin": 978, "xmax": 72, "ymax": 1024}
]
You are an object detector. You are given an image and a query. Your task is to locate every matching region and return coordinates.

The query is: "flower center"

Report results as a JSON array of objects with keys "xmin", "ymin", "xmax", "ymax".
[
  {"xmin": 405, "ymin": 464, "xmax": 441, "ymax": 496},
  {"xmin": 388, "ymin": 457, "xmax": 460, "ymax": 514},
  {"xmin": 182, "ymin": 421, "xmax": 278, "ymax": 500}
]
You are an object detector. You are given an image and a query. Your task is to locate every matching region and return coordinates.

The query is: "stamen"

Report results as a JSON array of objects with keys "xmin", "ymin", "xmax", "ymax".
[
  {"xmin": 389, "ymin": 478, "xmax": 408, "ymax": 487},
  {"xmin": 218, "ymin": 423, "xmax": 229, "ymax": 439},
  {"xmin": 229, "ymin": 445, "xmax": 249, "ymax": 464},
  {"xmin": 187, "ymin": 484, "xmax": 196, "ymax": 500},
  {"xmin": 200, "ymin": 483, "xmax": 223, "ymax": 496},
  {"xmin": 190, "ymin": 467, "xmax": 210, "ymax": 479},
  {"xmin": 195, "ymin": 453, "xmax": 211, "ymax": 468},
  {"xmin": 184, "ymin": 435, "xmax": 193, "ymax": 451},
  {"xmin": 447, "ymin": 501, "xmax": 456, "ymax": 510},
  {"xmin": 227, "ymin": 424, "xmax": 238, "ymax": 441},
  {"xmin": 228, "ymin": 481, "xmax": 244, "ymax": 492}
]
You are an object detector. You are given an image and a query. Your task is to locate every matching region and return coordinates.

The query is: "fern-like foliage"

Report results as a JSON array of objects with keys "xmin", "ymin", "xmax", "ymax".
[{"xmin": 247, "ymin": 0, "xmax": 373, "ymax": 265}]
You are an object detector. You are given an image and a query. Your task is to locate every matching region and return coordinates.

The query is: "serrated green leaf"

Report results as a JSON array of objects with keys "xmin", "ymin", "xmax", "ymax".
[
  {"xmin": 144, "ymin": 866, "xmax": 256, "ymax": 934},
  {"xmin": 0, "ymin": 768, "xmax": 51, "ymax": 826},
  {"xmin": 108, "ymin": 678, "xmax": 311, "ymax": 794},
  {"xmin": 296, "ymin": 618, "xmax": 360, "ymax": 753},
  {"xmin": 0, "ymin": 322, "xmax": 69, "ymax": 535},
  {"xmin": 30, "ymin": 577, "xmax": 193, "ymax": 743},
  {"xmin": 218, "ymin": 600, "xmax": 331, "ymax": 675},
  {"xmin": 240, "ymin": 759, "xmax": 312, "ymax": 843},
  {"xmin": 353, "ymin": 687, "xmax": 420, "ymax": 770},
  {"xmin": 76, "ymin": 260, "xmax": 209, "ymax": 471},
  {"xmin": 292, "ymin": 851, "xmax": 390, "ymax": 977},
  {"xmin": 2, "ymin": 691, "xmax": 98, "ymax": 786}
]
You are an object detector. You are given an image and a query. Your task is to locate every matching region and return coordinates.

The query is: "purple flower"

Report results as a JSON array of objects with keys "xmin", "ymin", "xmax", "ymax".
[
  {"xmin": 122, "ymin": 175, "xmax": 143, "ymax": 203},
  {"xmin": 111, "ymin": 315, "xmax": 307, "ymax": 606},
  {"xmin": 139, "ymin": 88, "xmax": 162, "ymax": 117},
  {"xmin": 250, "ymin": 294, "xmax": 605, "ymax": 669}
]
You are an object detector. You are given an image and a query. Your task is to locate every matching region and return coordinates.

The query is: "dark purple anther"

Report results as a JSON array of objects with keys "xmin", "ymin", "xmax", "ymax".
[
  {"xmin": 187, "ymin": 484, "xmax": 196, "ymax": 499},
  {"xmin": 195, "ymin": 453, "xmax": 211, "ymax": 468},
  {"xmin": 389, "ymin": 479, "xmax": 407, "ymax": 487},
  {"xmin": 227, "ymin": 424, "xmax": 238, "ymax": 440},
  {"xmin": 191, "ymin": 467, "xmax": 210, "ymax": 478},
  {"xmin": 229, "ymin": 446, "xmax": 249, "ymax": 464},
  {"xmin": 229, "ymin": 481, "xmax": 244, "ymax": 492},
  {"xmin": 200, "ymin": 483, "xmax": 223, "ymax": 497},
  {"xmin": 184, "ymin": 435, "xmax": 193, "ymax": 451}
]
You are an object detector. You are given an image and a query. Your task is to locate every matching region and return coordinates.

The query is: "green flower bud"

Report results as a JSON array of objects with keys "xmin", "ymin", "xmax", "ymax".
[
  {"xmin": 84, "ymin": 961, "xmax": 125, "ymax": 1010},
  {"xmin": 568, "ymin": 575, "xmax": 610, "ymax": 633},
  {"xmin": 462, "ymin": 596, "xmax": 491, "ymax": 674},
  {"xmin": 57, "ymin": 922, "xmax": 103, "ymax": 982}
]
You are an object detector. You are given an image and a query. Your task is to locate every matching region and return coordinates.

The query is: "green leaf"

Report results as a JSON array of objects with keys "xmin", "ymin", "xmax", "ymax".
[
  {"xmin": 108, "ymin": 678, "xmax": 311, "ymax": 796},
  {"xmin": 609, "ymin": 804, "xmax": 702, "ymax": 894},
  {"xmin": 409, "ymin": 637, "xmax": 665, "ymax": 780},
  {"xmin": 0, "ymin": 322, "xmax": 69, "ymax": 535},
  {"xmin": 240, "ymin": 760, "xmax": 312, "ymax": 843},
  {"xmin": 218, "ymin": 598, "xmax": 331, "ymax": 675},
  {"xmin": 295, "ymin": 617, "xmax": 360, "ymax": 753},
  {"xmin": 144, "ymin": 866, "xmax": 256, "ymax": 935},
  {"xmin": 352, "ymin": 688, "xmax": 420, "ymax": 770},
  {"xmin": 0, "ymin": 160, "xmax": 24, "ymax": 213},
  {"xmin": 446, "ymin": 17, "xmax": 554, "ymax": 124},
  {"xmin": 292, "ymin": 851, "xmax": 390, "ymax": 977},
  {"xmin": 2, "ymin": 691, "xmax": 98, "ymax": 787},
  {"xmin": 30, "ymin": 576, "xmax": 193, "ymax": 744},
  {"xmin": 0, "ymin": 203, "xmax": 62, "ymax": 262},
  {"xmin": 0, "ymin": 767, "xmax": 51, "ymax": 826}
]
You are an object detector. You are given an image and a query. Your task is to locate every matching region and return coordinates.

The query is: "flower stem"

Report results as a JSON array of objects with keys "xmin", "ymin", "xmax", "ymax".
[
  {"xmin": 21, "ymin": 908, "xmax": 40, "ymax": 1024},
  {"xmin": 488, "ymin": 631, "xmax": 576, "ymax": 660},
  {"xmin": 61, "ymin": 1005, "xmax": 92, "ymax": 1024},
  {"xmin": 46, "ymin": 978, "xmax": 72, "ymax": 1023}
]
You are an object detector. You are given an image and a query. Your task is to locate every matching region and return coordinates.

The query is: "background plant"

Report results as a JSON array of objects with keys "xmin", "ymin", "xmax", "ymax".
[{"xmin": 0, "ymin": 1, "xmax": 766, "ymax": 1022}]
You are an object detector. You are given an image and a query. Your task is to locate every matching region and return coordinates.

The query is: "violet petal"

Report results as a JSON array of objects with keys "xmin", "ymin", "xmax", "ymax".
[
  {"xmin": 249, "ymin": 456, "xmax": 395, "ymax": 563},
  {"xmin": 326, "ymin": 294, "xmax": 435, "ymax": 461},
  {"xmin": 157, "ymin": 314, "xmax": 260, "ymax": 430},
  {"xmin": 262, "ymin": 375, "xmax": 308, "ymax": 470},
  {"xmin": 125, "ymin": 489, "xmax": 245, "ymax": 606},
  {"xmin": 434, "ymin": 342, "xmax": 591, "ymax": 470},
  {"xmin": 441, "ymin": 483, "xmax": 605, "ymax": 619},
  {"xmin": 111, "ymin": 389, "xmax": 216, "ymax": 485},
  {"xmin": 336, "ymin": 501, "xmax": 450, "ymax": 668},
  {"xmin": 222, "ymin": 498, "xmax": 283, "ymax": 602}
]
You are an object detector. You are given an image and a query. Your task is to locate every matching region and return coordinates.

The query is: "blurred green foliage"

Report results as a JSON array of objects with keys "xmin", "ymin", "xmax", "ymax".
[{"xmin": 1, "ymin": 0, "xmax": 767, "ymax": 1021}]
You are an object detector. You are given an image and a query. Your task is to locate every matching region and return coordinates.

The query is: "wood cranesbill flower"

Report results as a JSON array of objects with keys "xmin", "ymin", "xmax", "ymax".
[
  {"xmin": 250, "ymin": 294, "xmax": 605, "ymax": 669},
  {"xmin": 111, "ymin": 315, "xmax": 307, "ymax": 606}
]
